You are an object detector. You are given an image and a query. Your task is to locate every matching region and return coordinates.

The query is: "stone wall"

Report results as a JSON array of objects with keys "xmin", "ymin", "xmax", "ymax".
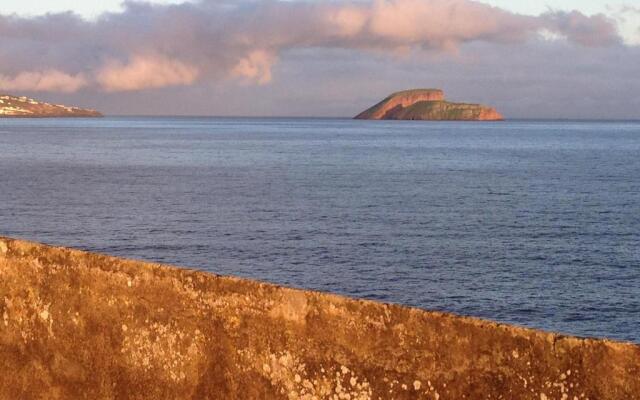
[{"xmin": 0, "ymin": 237, "xmax": 638, "ymax": 399}]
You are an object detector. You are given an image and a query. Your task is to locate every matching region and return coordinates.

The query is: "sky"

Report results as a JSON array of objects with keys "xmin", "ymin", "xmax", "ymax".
[{"xmin": 1, "ymin": 0, "xmax": 639, "ymax": 118}]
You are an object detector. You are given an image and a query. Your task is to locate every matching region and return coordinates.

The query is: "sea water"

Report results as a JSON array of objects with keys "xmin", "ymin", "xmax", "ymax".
[{"xmin": 1, "ymin": 117, "xmax": 638, "ymax": 342}]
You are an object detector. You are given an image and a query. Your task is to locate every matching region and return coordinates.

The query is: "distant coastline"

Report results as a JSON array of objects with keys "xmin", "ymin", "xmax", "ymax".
[{"xmin": 0, "ymin": 94, "xmax": 102, "ymax": 118}]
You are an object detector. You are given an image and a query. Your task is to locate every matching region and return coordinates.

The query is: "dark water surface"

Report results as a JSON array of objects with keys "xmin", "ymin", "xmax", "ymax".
[{"xmin": 1, "ymin": 117, "xmax": 639, "ymax": 342}]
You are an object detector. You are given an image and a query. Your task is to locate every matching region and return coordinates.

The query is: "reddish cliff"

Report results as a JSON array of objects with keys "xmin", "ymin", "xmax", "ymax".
[{"xmin": 355, "ymin": 89, "xmax": 503, "ymax": 121}]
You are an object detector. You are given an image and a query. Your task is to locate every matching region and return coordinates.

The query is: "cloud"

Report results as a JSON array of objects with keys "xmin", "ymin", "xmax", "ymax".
[
  {"xmin": 0, "ymin": 0, "xmax": 627, "ymax": 94},
  {"xmin": 619, "ymin": 5, "xmax": 640, "ymax": 14},
  {"xmin": 541, "ymin": 11, "xmax": 620, "ymax": 47},
  {"xmin": 0, "ymin": 70, "xmax": 87, "ymax": 92},
  {"xmin": 366, "ymin": 0, "xmax": 536, "ymax": 47},
  {"xmin": 96, "ymin": 55, "xmax": 199, "ymax": 91},
  {"xmin": 231, "ymin": 50, "xmax": 277, "ymax": 85},
  {"xmin": 608, "ymin": 5, "xmax": 640, "ymax": 46}
]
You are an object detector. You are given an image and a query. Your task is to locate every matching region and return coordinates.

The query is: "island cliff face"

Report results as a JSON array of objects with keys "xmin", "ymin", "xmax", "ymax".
[
  {"xmin": 355, "ymin": 89, "xmax": 503, "ymax": 121},
  {"xmin": 0, "ymin": 94, "xmax": 102, "ymax": 117},
  {"xmin": 1, "ymin": 237, "xmax": 639, "ymax": 399}
]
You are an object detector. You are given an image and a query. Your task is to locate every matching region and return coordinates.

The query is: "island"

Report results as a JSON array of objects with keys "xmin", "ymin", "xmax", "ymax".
[
  {"xmin": 0, "ymin": 94, "xmax": 102, "ymax": 117},
  {"xmin": 355, "ymin": 89, "xmax": 503, "ymax": 121}
]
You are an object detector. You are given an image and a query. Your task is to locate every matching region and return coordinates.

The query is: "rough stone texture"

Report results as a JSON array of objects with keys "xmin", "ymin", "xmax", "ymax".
[
  {"xmin": 381, "ymin": 101, "xmax": 503, "ymax": 121},
  {"xmin": 354, "ymin": 89, "xmax": 503, "ymax": 121},
  {"xmin": 355, "ymin": 89, "xmax": 445, "ymax": 120},
  {"xmin": 0, "ymin": 236, "xmax": 638, "ymax": 400},
  {"xmin": 0, "ymin": 94, "xmax": 102, "ymax": 117}
]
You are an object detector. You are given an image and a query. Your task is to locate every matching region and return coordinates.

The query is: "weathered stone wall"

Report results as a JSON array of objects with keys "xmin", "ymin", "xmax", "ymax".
[{"xmin": 0, "ymin": 237, "xmax": 638, "ymax": 399}]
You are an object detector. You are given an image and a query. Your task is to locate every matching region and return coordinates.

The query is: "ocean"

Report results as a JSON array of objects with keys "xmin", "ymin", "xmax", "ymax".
[{"xmin": 1, "ymin": 117, "xmax": 638, "ymax": 342}]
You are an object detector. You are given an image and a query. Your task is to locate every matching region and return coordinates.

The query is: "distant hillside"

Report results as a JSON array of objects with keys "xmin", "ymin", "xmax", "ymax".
[
  {"xmin": 0, "ymin": 94, "xmax": 102, "ymax": 118},
  {"xmin": 355, "ymin": 89, "xmax": 503, "ymax": 121}
]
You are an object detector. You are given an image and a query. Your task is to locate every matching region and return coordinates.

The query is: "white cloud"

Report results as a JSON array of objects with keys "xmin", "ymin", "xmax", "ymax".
[
  {"xmin": 96, "ymin": 55, "xmax": 199, "ymax": 91},
  {"xmin": 0, "ymin": 0, "xmax": 628, "ymax": 96},
  {"xmin": 0, "ymin": 70, "xmax": 87, "ymax": 92},
  {"xmin": 231, "ymin": 50, "xmax": 277, "ymax": 85}
]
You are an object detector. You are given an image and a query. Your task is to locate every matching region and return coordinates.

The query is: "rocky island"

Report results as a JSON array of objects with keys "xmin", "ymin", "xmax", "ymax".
[
  {"xmin": 355, "ymin": 89, "xmax": 503, "ymax": 121},
  {"xmin": 0, "ymin": 94, "xmax": 102, "ymax": 117}
]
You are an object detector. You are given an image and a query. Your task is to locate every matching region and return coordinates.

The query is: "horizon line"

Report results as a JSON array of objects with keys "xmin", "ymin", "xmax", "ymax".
[{"xmin": 96, "ymin": 115, "xmax": 640, "ymax": 122}]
